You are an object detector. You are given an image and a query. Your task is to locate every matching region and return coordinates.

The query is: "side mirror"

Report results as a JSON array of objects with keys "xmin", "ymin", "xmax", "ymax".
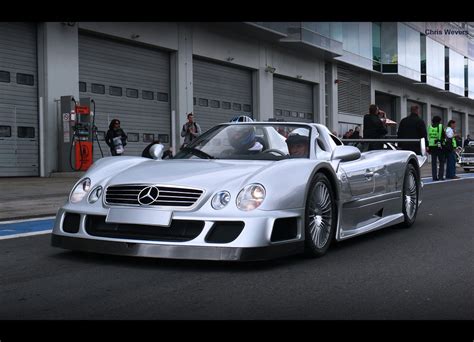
[
  {"xmin": 149, "ymin": 144, "xmax": 164, "ymax": 160},
  {"xmin": 331, "ymin": 146, "xmax": 361, "ymax": 162}
]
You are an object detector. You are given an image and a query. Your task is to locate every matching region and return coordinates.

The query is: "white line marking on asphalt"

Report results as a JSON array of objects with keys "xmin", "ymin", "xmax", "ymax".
[
  {"xmin": 0, "ymin": 230, "xmax": 52, "ymax": 240},
  {"xmin": 0, "ymin": 216, "xmax": 55, "ymax": 225},
  {"xmin": 422, "ymin": 173, "xmax": 474, "ymax": 185}
]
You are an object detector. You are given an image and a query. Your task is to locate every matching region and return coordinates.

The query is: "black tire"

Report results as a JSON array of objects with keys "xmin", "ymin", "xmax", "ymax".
[
  {"xmin": 464, "ymin": 168, "xmax": 470, "ymax": 172},
  {"xmin": 400, "ymin": 163, "xmax": 419, "ymax": 228},
  {"xmin": 304, "ymin": 173, "xmax": 337, "ymax": 257}
]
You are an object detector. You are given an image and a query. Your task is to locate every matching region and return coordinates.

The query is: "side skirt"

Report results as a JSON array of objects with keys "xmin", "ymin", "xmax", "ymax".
[{"xmin": 336, "ymin": 213, "xmax": 404, "ymax": 240}]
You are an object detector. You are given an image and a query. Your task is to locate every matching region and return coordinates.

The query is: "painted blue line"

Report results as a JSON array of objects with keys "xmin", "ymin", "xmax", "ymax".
[{"xmin": 0, "ymin": 219, "xmax": 54, "ymax": 236}]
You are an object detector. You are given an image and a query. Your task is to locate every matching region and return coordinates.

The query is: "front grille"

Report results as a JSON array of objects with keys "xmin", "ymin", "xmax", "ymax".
[
  {"xmin": 85, "ymin": 215, "xmax": 205, "ymax": 242},
  {"xmin": 105, "ymin": 184, "xmax": 203, "ymax": 207}
]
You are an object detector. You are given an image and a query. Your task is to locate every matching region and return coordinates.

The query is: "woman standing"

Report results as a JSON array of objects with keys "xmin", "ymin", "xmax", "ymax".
[{"xmin": 105, "ymin": 119, "xmax": 127, "ymax": 156}]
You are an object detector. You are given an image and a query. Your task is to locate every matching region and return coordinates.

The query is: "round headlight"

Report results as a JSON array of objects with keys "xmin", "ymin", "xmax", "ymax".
[
  {"xmin": 211, "ymin": 191, "xmax": 231, "ymax": 210},
  {"xmin": 88, "ymin": 186, "xmax": 103, "ymax": 204},
  {"xmin": 236, "ymin": 184, "xmax": 266, "ymax": 211},
  {"xmin": 70, "ymin": 178, "xmax": 91, "ymax": 203}
]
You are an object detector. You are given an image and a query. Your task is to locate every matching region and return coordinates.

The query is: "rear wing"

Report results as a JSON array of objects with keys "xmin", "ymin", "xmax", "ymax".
[{"xmin": 341, "ymin": 138, "xmax": 427, "ymax": 167}]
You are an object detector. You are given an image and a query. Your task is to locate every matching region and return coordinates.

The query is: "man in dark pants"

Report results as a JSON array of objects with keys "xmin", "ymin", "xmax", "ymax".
[
  {"xmin": 397, "ymin": 105, "xmax": 427, "ymax": 155},
  {"xmin": 445, "ymin": 120, "xmax": 460, "ymax": 179},
  {"xmin": 427, "ymin": 115, "xmax": 446, "ymax": 181},
  {"xmin": 363, "ymin": 104, "xmax": 388, "ymax": 150}
]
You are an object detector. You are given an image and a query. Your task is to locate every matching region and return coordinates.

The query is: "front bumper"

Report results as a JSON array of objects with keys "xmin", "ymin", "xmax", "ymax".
[
  {"xmin": 51, "ymin": 207, "xmax": 305, "ymax": 261},
  {"xmin": 51, "ymin": 234, "xmax": 303, "ymax": 261}
]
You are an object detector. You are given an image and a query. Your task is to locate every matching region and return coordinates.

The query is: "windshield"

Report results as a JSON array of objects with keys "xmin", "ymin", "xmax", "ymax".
[{"xmin": 174, "ymin": 123, "xmax": 312, "ymax": 160}]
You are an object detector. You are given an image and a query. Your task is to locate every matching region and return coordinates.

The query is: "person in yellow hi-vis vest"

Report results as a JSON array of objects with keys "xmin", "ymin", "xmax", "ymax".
[
  {"xmin": 445, "ymin": 120, "xmax": 460, "ymax": 179},
  {"xmin": 427, "ymin": 115, "xmax": 446, "ymax": 181}
]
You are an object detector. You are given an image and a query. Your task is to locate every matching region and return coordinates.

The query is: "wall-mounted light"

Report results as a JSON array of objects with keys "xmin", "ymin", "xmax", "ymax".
[
  {"xmin": 131, "ymin": 33, "xmax": 140, "ymax": 39},
  {"xmin": 296, "ymin": 75, "xmax": 303, "ymax": 79},
  {"xmin": 334, "ymin": 79, "xmax": 340, "ymax": 84},
  {"xmin": 265, "ymin": 65, "xmax": 276, "ymax": 74},
  {"xmin": 62, "ymin": 22, "xmax": 76, "ymax": 27},
  {"xmin": 226, "ymin": 57, "xmax": 235, "ymax": 62},
  {"xmin": 403, "ymin": 94, "xmax": 409, "ymax": 98}
]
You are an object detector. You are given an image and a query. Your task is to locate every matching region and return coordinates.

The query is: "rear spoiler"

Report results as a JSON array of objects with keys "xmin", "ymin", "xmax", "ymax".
[{"xmin": 341, "ymin": 138, "xmax": 427, "ymax": 167}]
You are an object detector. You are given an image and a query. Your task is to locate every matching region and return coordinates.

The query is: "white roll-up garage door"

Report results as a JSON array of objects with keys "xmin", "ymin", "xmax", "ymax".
[
  {"xmin": 337, "ymin": 64, "xmax": 371, "ymax": 118},
  {"xmin": 0, "ymin": 22, "xmax": 39, "ymax": 177},
  {"xmin": 193, "ymin": 58, "xmax": 253, "ymax": 133},
  {"xmin": 273, "ymin": 76, "xmax": 314, "ymax": 123},
  {"xmin": 79, "ymin": 33, "xmax": 171, "ymax": 161}
]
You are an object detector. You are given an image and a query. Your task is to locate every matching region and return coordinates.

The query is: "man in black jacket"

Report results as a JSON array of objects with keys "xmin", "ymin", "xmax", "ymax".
[
  {"xmin": 397, "ymin": 105, "xmax": 427, "ymax": 155},
  {"xmin": 363, "ymin": 104, "xmax": 388, "ymax": 150}
]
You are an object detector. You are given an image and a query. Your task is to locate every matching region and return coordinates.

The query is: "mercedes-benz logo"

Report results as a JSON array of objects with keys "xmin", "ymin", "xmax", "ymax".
[{"xmin": 137, "ymin": 186, "xmax": 160, "ymax": 205}]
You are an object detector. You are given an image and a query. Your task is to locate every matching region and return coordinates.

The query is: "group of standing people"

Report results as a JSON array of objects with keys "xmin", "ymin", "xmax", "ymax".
[
  {"xmin": 427, "ymin": 117, "xmax": 460, "ymax": 180},
  {"xmin": 362, "ymin": 103, "xmax": 462, "ymax": 181}
]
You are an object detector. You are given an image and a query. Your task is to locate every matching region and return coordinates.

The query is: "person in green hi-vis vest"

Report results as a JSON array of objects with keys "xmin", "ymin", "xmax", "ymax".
[{"xmin": 427, "ymin": 115, "xmax": 446, "ymax": 181}]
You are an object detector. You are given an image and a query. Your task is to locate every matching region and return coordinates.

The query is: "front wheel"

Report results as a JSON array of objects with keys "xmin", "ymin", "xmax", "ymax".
[
  {"xmin": 304, "ymin": 173, "xmax": 337, "ymax": 257},
  {"xmin": 400, "ymin": 163, "xmax": 419, "ymax": 228}
]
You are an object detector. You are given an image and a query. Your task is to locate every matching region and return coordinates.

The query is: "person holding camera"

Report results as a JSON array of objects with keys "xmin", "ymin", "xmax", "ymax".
[
  {"xmin": 180, "ymin": 112, "xmax": 201, "ymax": 148},
  {"xmin": 105, "ymin": 119, "xmax": 127, "ymax": 156}
]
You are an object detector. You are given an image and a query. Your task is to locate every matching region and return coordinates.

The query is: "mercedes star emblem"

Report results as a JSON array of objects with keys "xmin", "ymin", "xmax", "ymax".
[{"xmin": 137, "ymin": 186, "xmax": 160, "ymax": 205}]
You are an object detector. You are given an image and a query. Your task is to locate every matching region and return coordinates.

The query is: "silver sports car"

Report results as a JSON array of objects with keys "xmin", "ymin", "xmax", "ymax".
[{"xmin": 51, "ymin": 122, "xmax": 425, "ymax": 261}]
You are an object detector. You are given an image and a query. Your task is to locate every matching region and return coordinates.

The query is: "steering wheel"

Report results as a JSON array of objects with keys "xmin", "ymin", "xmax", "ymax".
[{"xmin": 262, "ymin": 148, "xmax": 287, "ymax": 156}]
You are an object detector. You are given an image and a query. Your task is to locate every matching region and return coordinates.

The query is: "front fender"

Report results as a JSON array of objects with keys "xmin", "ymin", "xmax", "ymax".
[{"xmin": 248, "ymin": 160, "xmax": 338, "ymax": 211}]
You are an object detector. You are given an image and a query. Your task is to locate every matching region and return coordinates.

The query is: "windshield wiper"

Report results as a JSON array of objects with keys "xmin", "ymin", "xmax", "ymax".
[{"xmin": 181, "ymin": 147, "xmax": 216, "ymax": 159}]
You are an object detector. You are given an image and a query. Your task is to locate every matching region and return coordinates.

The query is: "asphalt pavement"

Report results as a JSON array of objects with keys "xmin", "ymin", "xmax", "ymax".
[{"xmin": 0, "ymin": 176, "xmax": 472, "ymax": 321}]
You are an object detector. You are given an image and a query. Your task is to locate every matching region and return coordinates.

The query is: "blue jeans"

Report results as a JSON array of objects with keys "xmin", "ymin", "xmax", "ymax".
[{"xmin": 446, "ymin": 151, "xmax": 456, "ymax": 178}]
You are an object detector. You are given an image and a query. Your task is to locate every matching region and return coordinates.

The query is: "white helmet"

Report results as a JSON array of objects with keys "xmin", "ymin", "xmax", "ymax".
[{"xmin": 229, "ymin": 115, "xmax": 254, "ymax": 123}]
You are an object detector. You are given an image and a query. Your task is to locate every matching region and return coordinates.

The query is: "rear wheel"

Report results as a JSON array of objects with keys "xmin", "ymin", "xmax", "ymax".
[
  {"xmin": 400, "ymin": 164, "xmax": 419, "ymax": 228},
  {"xmin": 304, "ymin": 173, "xmax": 337, "ymax": 257},
  {"xmin": 464, "ymin": 168, "xmax": 470, "ymax": 172}
]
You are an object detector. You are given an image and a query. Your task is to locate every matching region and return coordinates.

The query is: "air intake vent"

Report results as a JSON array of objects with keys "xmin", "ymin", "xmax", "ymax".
[
  {"xmin": 105, "ymin": 184, "xmax": 203, "ymax": 207},
  {"xmin": 85, "ymin": 215, "xmax": 205, "ymax": 242},
  {"xmin": 63, "ymin": 213, "xmax": 80, "ymax": 233}
]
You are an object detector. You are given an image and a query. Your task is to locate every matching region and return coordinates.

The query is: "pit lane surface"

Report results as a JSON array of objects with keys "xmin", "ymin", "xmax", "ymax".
[{"xmin": 0, "ymin": 179, "xmax": 473, "ymax": 320}]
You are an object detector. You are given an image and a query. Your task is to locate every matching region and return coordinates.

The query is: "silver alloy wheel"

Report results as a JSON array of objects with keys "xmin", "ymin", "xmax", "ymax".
[
  {"xmin": 404, "ymin": 169, "xmax": 418, "ymax": 220},
  {"xmin": 308, "ymin": 181, "xmax": 333, "ymax": 249}
]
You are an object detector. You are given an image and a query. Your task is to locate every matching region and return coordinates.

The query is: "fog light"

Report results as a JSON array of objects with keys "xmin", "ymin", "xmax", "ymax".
[
  {"xmin": 211, "ymin": 191, "xmax": 231, "ymax": 210},
  {"xmin": 88, "ymin": 186, "xmax": 103, "ymax": 204}
]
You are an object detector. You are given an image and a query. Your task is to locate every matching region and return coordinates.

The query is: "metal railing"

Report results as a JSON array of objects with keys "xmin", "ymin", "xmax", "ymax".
[{"xmin": 341, "ymin": 138, "xmax": 427, "ymax": 156}]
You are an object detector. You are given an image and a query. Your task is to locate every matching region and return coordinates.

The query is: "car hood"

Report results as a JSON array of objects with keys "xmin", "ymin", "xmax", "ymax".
[{"xmin": 106, "ymin": 159, "xmax": 271, "ymax": 189}]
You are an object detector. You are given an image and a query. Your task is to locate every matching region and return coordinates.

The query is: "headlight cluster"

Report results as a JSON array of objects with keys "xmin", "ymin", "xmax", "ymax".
[
  {"xmin": 212, "ymin": 183, "xmax": 266, "ymax": 211},
  {"xmin": 70, "ymin": 178, "xmax": 92, "ymax": 203},
  {"xmin": 236, "ymin": 184, "xmax": 266, "ymax": 211}
]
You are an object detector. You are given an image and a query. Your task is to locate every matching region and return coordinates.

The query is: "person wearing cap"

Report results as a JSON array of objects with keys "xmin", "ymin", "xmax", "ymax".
[{"xmin": 286, "ymin": 128, "xmax": 310, "ymax": 158}]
